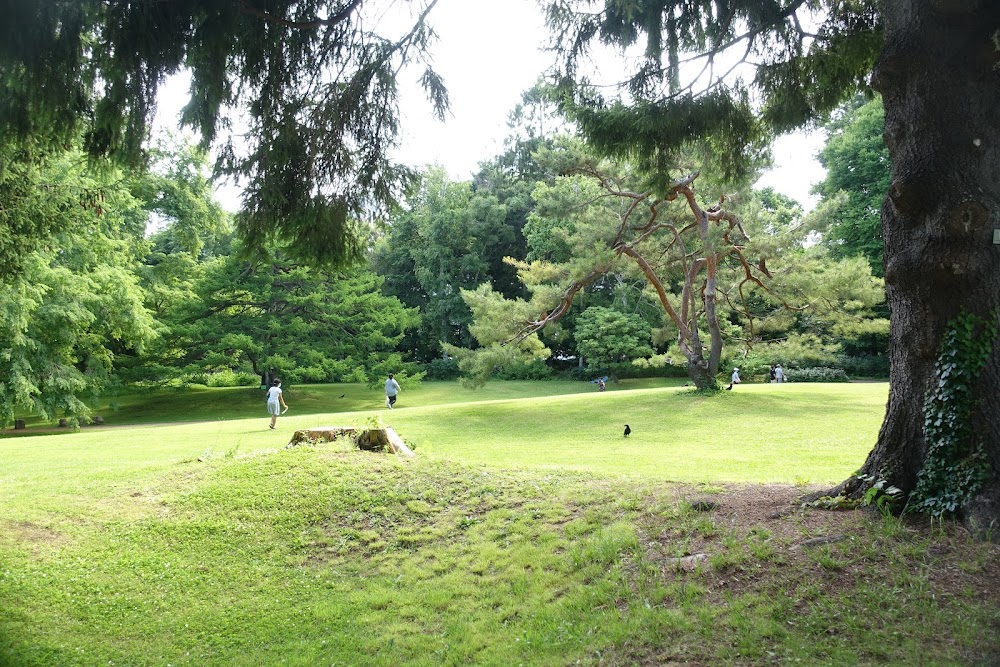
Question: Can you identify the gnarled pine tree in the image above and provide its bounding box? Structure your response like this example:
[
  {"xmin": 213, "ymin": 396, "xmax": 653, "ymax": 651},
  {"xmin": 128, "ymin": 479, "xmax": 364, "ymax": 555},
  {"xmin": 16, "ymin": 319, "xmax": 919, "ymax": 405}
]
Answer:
[{"xmin": 505, "ymin": 163, "xmax": 776, "ymax": 390}]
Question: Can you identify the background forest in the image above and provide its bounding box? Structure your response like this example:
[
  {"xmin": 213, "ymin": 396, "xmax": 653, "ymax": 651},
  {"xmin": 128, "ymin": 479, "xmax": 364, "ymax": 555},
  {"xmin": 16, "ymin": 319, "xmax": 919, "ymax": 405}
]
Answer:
[{"xmin": 0, "ymin": 94, "xmax": 888, "ymax": 425}]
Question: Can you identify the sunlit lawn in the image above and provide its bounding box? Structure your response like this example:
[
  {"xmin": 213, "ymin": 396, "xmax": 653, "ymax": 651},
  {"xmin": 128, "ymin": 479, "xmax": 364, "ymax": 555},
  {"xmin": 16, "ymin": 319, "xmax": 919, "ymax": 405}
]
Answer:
[
  {"xmin": 4, "ymin": 382, "xmax": 885, "ymax": 496},
  {"xmin": 4, "ymin": 381, "xmax": 996, "ymax": 666},
  {"xmin": 9, "ymin": 377, "xmax": 686, "ymax": 429}
]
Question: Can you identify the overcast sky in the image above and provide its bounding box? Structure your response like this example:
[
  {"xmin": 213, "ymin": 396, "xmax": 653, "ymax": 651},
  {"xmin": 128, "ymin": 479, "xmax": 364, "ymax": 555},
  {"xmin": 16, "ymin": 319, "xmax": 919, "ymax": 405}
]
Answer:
[{"xmin": 158, "ymin": 0, "xmax": 827, "ymax": 211}]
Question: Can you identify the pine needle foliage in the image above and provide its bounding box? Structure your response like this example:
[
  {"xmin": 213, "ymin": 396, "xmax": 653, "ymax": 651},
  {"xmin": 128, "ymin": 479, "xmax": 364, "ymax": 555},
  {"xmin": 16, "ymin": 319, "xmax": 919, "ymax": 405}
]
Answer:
[
  {"xmin": 0, "ymin": 0, "xmax": 448, "ymax": 268},
  {"xmin": 544, "ymin": 0, "xmax": 882, "ymax": 185}
]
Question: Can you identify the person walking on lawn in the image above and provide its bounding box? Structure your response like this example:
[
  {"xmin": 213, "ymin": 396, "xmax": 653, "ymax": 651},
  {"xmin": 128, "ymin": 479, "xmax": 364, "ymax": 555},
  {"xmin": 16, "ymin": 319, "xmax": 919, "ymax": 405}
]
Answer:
[
  {"xmin": 266, "ymin": 380, "xmax": 288, "ymax": 429},
  {"xmin": 385, "ymin": 373, "xmax": 401, "ymax": 409}
]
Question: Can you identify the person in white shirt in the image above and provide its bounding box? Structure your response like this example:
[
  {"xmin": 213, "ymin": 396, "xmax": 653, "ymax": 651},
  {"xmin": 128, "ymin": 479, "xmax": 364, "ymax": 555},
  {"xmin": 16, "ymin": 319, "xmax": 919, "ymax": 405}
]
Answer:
[
  {"xmin": 266, "ymin": 380, "xmax": 287, "ymax": 429},
  {"xmin": 774, "ymin": 364, "xmax": 785, "ymax": 383},
  {"xmin": 385, "ymin": 373, "xmax": 401, "ymax": 409}
]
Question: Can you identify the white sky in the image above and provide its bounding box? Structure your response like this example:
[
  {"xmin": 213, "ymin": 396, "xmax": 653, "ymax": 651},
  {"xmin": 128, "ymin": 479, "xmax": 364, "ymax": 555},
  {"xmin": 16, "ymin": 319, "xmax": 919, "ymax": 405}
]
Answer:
[
  {"xmin": 157, "ymin": 0, "xmax": 826, "ymax": 211},
  {"xmin": 395, "ymin": 0, "xmax": 826, "ymax": 208},
  {"xmin": 392, "ymin": 0, "xmax": 551, "ymax": 177}
]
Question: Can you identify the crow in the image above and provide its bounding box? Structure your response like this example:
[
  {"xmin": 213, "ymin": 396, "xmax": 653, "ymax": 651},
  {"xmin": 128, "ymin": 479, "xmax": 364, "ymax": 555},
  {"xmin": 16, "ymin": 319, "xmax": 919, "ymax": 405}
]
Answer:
[
  {"xmin": 624, "ymin": 424, "xmax": 631, "ymax": 438},
  {"xmin": 339, "ymin": 394, "xmax": 346, "ymax": 398},
  {"xmin": 725, "ymin": 383, "xmax": 733, "ymax": 390}
]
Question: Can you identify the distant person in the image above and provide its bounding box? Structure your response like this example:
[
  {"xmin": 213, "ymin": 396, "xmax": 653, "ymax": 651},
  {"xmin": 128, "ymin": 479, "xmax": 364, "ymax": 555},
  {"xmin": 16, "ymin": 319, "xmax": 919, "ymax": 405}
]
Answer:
[
  {"xmin": 774, "ymin": 364, "xmax": 785, "ymax": 383},
  {"xmin": 598, "ymin": 378, "xmax": 606, "ymax": 392},
  {"xmin": 769, "ymin": 365, "xmax": 776, "ymax": 383},
  {"xmin": 385, "ymin": 373, "xmax": 401, "ymax": 409},
  {"xmin": 727, "ymin": 367, "xmax": 741, "ymax": 390},
  {"xmin": 266, "ymin": 380, "xmax": 287, "ymax": 429}
]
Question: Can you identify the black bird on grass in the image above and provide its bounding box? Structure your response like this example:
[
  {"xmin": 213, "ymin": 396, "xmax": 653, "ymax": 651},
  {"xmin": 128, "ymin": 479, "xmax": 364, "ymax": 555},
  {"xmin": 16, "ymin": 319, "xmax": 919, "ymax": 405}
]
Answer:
[
  {"xmin": 339, "ymin": 394, "xmax": 346, "ymax": 398},
  {"xmin": 624, "ymin": 424, "xmax": 631, "ymax": 438}
]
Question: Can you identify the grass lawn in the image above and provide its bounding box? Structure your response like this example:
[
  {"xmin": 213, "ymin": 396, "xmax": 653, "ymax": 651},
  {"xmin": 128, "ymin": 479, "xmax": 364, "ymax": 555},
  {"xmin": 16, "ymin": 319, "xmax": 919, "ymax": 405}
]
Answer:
[
  {"xmin": 2, "ymin": 381, "xmax": 998, "ymax": 665},
  {"xmin": 5, "ymin": 378, "xmax": 684, "ymax": 431}
]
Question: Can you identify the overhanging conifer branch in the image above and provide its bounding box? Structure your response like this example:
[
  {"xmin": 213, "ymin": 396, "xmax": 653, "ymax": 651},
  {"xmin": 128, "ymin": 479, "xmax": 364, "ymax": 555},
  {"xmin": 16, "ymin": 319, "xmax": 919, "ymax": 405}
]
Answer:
[{"xmin": 238, "ymin": 0, "xmax": 364, "ymax": 30}]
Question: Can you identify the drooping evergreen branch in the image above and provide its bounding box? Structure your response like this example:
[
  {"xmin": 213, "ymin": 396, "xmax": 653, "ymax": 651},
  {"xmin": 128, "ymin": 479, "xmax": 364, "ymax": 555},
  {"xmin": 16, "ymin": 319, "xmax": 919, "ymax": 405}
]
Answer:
[{"xmin": 237, "ymin": 0, "xmax": 364, "ymax": 30}]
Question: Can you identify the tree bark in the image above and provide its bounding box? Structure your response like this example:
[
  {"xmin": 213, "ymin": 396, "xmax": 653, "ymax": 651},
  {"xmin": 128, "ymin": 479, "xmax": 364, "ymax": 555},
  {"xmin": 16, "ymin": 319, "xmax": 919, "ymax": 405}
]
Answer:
[
  {"xmin": 843, "ymin": 0, "xmax": 1000, "ymax": 533},
  {"xmin": 686, "ymin": 357, "xmax": 715, "ymax": 390}
]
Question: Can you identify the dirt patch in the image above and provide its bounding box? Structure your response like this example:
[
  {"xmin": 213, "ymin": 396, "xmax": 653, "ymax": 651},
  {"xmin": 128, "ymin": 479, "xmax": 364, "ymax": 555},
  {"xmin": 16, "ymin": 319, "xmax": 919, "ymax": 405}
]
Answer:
[
  {"xmin": 5, "ymin": 520, "xmax": 66, "ymax": 547},
  {"xmin": 691, "ymin": 483, "xmax": 866, "ymax": 540}
]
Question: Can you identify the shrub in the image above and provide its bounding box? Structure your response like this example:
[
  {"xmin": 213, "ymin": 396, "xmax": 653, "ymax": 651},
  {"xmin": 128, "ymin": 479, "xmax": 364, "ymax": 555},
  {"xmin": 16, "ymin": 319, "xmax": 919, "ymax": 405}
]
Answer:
[
  {"xmin": 836, "ymin": 354, "xmax": 889, "ymax": 378},
  {"xmin": 785, "ymin": 367, "xmax": 849, "ymax": 383},
  {"xmin": 206, "ymin": 370, "xmax": 259, "ymax": 387},
  {"xmin": 564, "ymin": 360, "xmax": 685, "ymax": 381},
  {"xmin": 425, "ymin": 357, "xmax": 462, "ymax": 380},
  {"xmin": 493, "ymin": 360, "xmax": 553, "ymax": 380},
  {"xmin": 610, "ymin": 361, "xmax": 687, "ymax": 379}
]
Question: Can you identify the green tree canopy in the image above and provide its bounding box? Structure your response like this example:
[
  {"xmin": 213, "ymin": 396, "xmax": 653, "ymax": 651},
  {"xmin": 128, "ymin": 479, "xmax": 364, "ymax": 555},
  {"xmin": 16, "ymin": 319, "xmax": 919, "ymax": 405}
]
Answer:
[
  {"xmin": 1, "ymin": 0, "xmax": 447, "ymax": 269},
  {"xmin": 574, "ymin": 306, "xmax": 656, "ymax": 369},
  {"xmin": 133, "ymin": 134, "xmax": 231, "ymax": 258},
  {"xmin": 545, "ymin": 0, "xmax": 880, "ymax": 187},
  {"xmin": 813, "ymin": 96, "xmax": 889, "ymax": 276},
  {"xmin": 373, "ymin": 167, "xmax": 518, "ymax": 362},
  {"xmin": 451, "ymin": 139, "xmax": 884, "ymax": 389},
  {"xmin": 0, "ymin": 147, "xmax": 156, "ymax": 425},
  {"xmin": 133, "ymin": 231, "xmax": 420, "ymax": 387}
]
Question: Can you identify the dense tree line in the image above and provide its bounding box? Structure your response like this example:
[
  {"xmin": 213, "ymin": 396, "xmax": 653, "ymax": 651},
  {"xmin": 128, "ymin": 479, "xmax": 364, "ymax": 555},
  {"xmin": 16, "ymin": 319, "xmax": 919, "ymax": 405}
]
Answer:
[
  {"xmin": 0, "ymin": 138, "xmax": 418, "ymax": 424},
  {"xmin": 0, "ymin": 121, "xmax": 887, "ymax": 423},
  {"xmin": 438, "ymin": 138, "xmax": 884, "ymax": 388}
]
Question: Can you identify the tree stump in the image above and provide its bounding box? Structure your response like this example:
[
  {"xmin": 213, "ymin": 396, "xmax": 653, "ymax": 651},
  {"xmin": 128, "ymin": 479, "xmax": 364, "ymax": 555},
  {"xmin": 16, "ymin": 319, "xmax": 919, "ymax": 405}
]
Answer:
[
  {"xmin": 356, "ymin": 428, "xmax": 415, "ymax": 457},
  {"xmin": 58, "ymin": 418, "xmax": 68, "ymax": 427},
  {"xmin": 286, "ymin": 427, "xmax": 356, "ymax": 448},
  {"xmin": 356, "ymin": 428, "xmax": 390, "ymax": 452},
  {"xmin": 13, "ymin": 419, "xmax": 25, "ymax": 430},
  {"xmin": 286, "ymin": 426, "xmax": 414, "ymax": 457},
  {"xmin": 384, "ymin": 428, "xmax": 415, "ymax": 458},
  {"xmin": 92, "ymin": 415, "xmax": 104, "ymax": 425}
]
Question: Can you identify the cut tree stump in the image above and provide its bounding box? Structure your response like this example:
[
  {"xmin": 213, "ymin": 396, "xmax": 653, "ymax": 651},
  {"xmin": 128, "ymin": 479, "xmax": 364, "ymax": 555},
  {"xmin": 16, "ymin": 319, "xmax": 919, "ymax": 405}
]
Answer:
[
  {"xmin": 286, "ymin": 426, "xmax": 414, "ymax": 457},
  {"xmin": 384, "ymin": 428, "xmax": 414, "ymax": 457},
  {"xmin": 356, "ymin": 428, "xmax": 414, "ymax": 457},
  {"xmin": 286, "ymin": 427, "xmax": 356, "ymax": 448}
]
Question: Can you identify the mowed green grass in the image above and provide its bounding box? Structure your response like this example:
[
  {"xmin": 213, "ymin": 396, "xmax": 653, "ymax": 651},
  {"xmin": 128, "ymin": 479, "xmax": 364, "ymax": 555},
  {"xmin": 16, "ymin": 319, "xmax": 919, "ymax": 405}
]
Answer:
[
  {"xmin": 3, "ymin": 382, "xmax": 883, "ymax": 496},
  {"xmin": 9, "ymin": 378, "xmax": 685, "ymax": 429},
  {"xmin": 382, "ymin": 382, "xmax": 883, "ymax": 484},
  {"xmin": 3, "ymin": 382, "xmax": 998, "ymax": 666}
]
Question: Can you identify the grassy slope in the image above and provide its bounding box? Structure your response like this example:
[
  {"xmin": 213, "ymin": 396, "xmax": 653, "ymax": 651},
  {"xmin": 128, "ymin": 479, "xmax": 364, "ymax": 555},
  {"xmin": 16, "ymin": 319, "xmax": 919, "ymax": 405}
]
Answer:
[
  {"xmin": 7, "ymin": 378, "xmax": 685, "ymax": 429},
  {"xmin": 2, "ymin": 382, "xmax": 998, "ymax": 666},
  {"xmin": 383, "ymin": 383, "xmax": 882, "ymax": 484},
  {"xmin": 3, "ymin": 382, "xmax": 881, "ymax": 492}
]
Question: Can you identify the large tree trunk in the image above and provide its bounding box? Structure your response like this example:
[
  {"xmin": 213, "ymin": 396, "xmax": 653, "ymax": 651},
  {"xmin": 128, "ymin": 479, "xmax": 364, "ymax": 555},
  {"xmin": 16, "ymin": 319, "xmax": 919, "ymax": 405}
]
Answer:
[
  {"xmin": 842, "ymin": 0, "xmax": 1000, "ymax": 533},
  {"xmin": 686, "ymin": 355, "xmax": 716, "ymax": 390}
]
